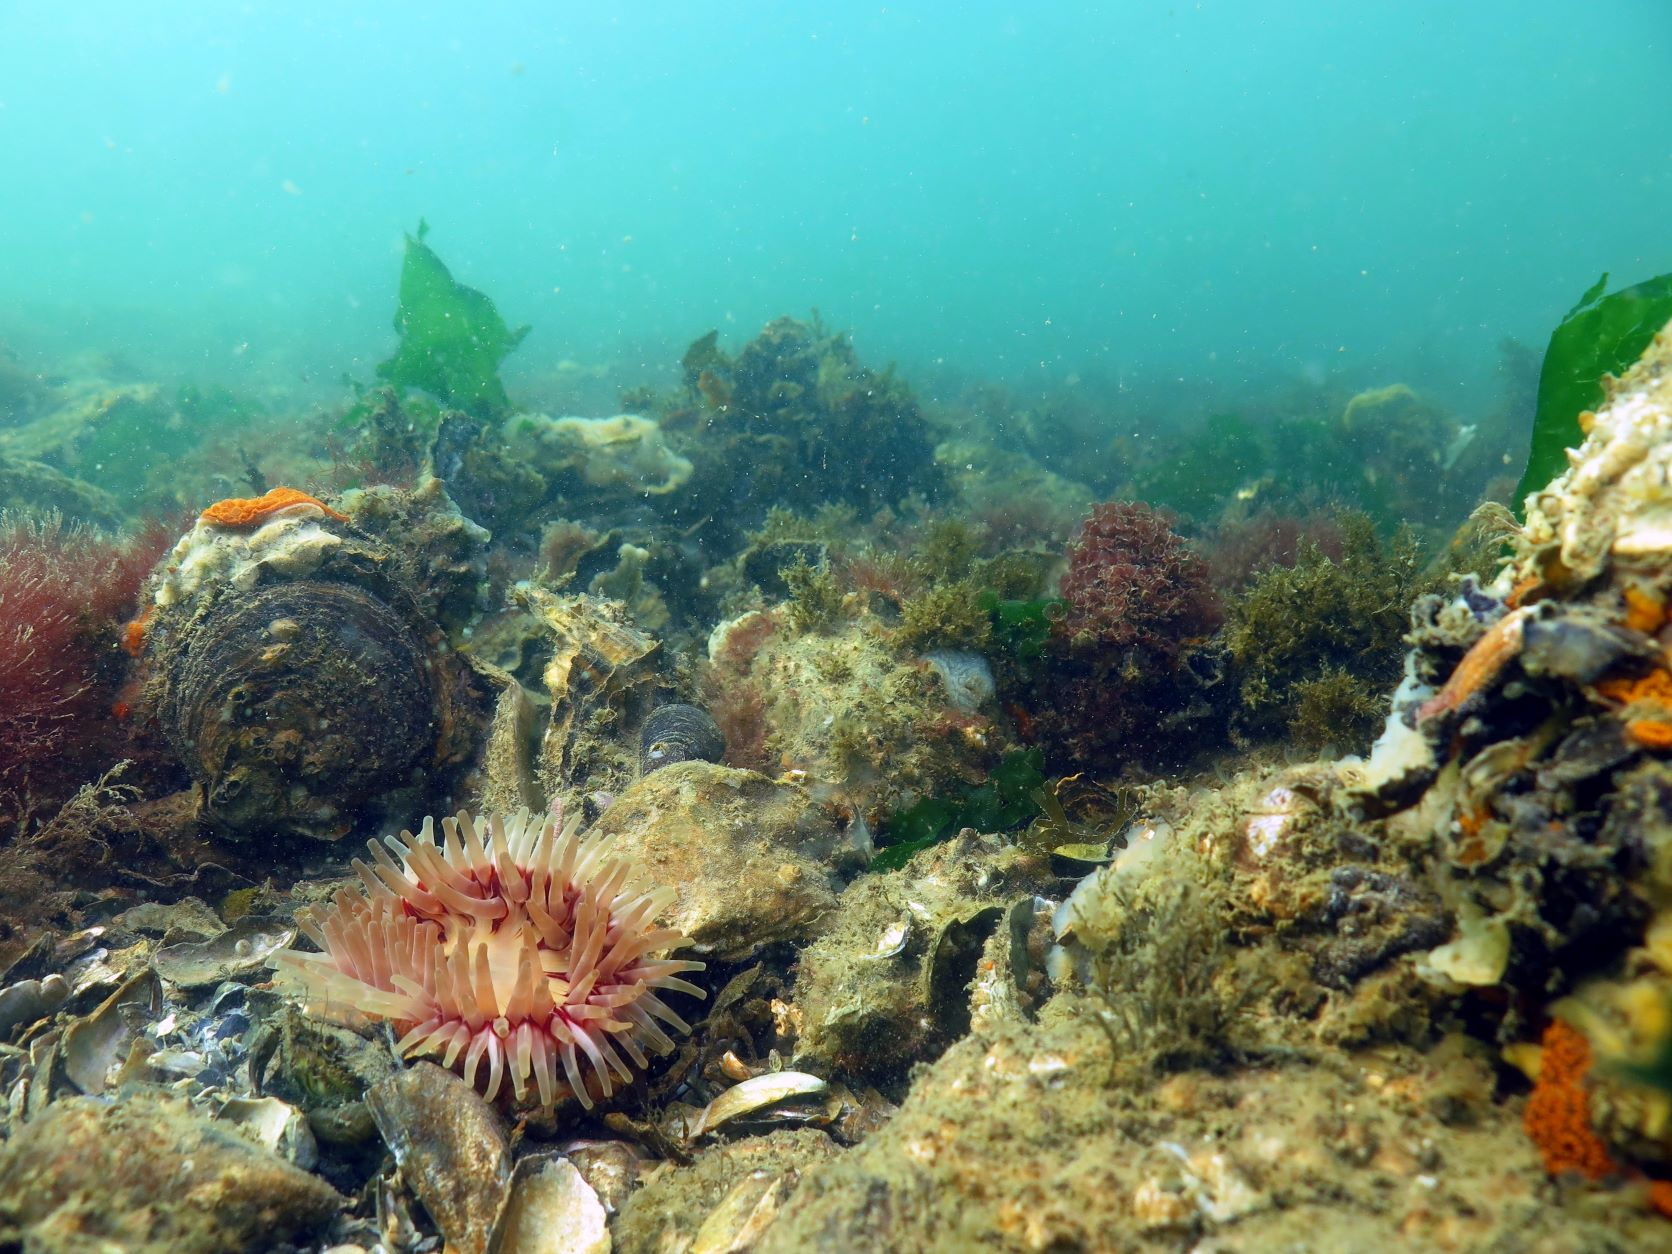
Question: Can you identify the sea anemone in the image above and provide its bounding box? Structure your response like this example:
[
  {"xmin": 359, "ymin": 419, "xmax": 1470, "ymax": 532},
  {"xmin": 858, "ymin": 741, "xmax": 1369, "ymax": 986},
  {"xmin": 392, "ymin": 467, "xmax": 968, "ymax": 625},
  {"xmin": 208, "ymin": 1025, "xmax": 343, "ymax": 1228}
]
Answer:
[{"xmin": 273, "ymin": 807, "xmax": 705, "ymax": 1108}]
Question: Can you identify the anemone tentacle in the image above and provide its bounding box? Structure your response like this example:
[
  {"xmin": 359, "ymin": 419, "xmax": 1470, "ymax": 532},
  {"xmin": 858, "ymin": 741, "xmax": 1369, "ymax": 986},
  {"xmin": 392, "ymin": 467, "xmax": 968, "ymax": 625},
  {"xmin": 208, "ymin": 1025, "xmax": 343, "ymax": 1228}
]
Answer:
[{"xmin": 273, "ymin": 806, "xmax": 705, "ymax": 1109}]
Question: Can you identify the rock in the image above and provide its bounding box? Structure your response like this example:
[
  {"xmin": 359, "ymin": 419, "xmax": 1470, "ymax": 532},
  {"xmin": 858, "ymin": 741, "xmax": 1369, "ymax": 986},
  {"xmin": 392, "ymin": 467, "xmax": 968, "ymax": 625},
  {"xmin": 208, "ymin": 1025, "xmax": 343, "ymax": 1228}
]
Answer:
[
  {"xmin": 367, "ymin": 1062, "xmax": 510, "ymax": 1254},
  {"xmin": 0, "ymin": 1089, "xmax": 341, "ymax": 1253},
  {"xmin": 612, "ymin": 1129, "xmax": 840, "ymax": 1254},
  {"xmin": 790, "ymin": 830, "xmax": 1024, "ymax": 1082},
  {"xmin": 588, "ymin": 761, "xmax": 842, "ymax": 960},
  {"xmin": 751, "ymin": 1012, "xmax": 1592, "ymax": 1253}
]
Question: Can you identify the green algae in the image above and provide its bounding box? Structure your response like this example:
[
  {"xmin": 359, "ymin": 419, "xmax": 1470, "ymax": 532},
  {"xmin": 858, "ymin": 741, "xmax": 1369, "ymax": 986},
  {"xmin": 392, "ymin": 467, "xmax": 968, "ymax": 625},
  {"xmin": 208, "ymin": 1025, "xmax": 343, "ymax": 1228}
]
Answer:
[
  {"xmin": 872, "ymin": 748, "xmax": 1044, "ymax": 872},
  {"xmin": 376, "ymin": 220, "xmax": 529, "ymax": 419},
  {"xmin": 982, "ymin": 592, "xmax": 1061, "ymax": 663},
  {"xmin": 895, "ymin": 580, "xmax": 994, "ymax": 653},
  {"xmin": 1136, "ymin": 410, "xmax": 1265, "ymax": 521},
  {"xmin": 1515, "ymin": 270, "xmax": 1672, "ymax": 512},
  {"xmin": 781, "ymin": 553, "xmax": 846, "ymax": 632},
  {"xmin": 1224, "ymin": 513, "xmax": 1425, "ymax": 750}
]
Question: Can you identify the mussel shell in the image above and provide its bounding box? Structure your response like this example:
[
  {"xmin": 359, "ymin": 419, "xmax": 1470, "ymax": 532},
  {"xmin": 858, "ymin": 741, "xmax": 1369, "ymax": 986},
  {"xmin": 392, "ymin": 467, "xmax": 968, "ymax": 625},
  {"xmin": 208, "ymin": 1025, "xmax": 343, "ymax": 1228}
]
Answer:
[
  {"xmin": 639, "ymin": 703, "xmax": 726, "ymax": 775},
  {"xmin": 161, "ymin": 580, "xmax": 435, "ymax": 838}
]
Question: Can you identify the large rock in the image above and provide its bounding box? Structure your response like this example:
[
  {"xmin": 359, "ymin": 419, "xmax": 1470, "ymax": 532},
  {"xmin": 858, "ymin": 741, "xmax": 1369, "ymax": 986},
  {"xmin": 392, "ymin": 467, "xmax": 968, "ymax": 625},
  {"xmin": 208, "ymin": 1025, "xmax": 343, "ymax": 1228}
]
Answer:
[
  {"xmin": 0, "ymin": 1090, "xmax": 341, "ymax": 1254},
  {"xmin": 590, "ymin": 760, "xmax": 842, "ymax": 960},
  {"xmin": 751, "ymin": 1011, "xmax": 1629, "ymax": 1253}
]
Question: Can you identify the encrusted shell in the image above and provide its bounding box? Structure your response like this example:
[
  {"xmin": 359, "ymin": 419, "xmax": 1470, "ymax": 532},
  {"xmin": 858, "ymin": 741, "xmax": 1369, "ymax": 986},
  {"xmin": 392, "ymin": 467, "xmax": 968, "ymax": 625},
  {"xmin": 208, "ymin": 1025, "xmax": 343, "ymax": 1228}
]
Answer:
[
  {"xmin": 639, "ymin": 703, "xmax": 726, "ymax": 775},
  {"xmin": 159, "ymin": 580, "xmax": 435, "ymax": 839},
  {"xmin": 1515, "ymin": 318, "xmax": 1672, "ymax": 588},
  {"xmin": 367, "ymin": 1063, "xmax": 510, "ymax": 1254}
]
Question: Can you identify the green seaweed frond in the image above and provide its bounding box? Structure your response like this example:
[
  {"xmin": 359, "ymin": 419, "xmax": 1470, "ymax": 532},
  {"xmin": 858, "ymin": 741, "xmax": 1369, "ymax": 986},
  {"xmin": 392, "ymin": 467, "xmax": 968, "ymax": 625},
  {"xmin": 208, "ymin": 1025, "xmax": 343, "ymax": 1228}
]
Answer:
[
  {"xmin": 1516, "ymin": 270, "xmax": 1672, "ymax": 513},
  {"xmin": 782, "ymin": 554, "xmax": 846, "ymax": 632},
  {"xmin": 871, "ymin": 748, "xmax": 1045, "ymax": 871},
  {"xmin": 376, "ymin": 220, "xmax": 530, "ymax": 419},
  {"xmin": 895, "ymin": 579, "xmax": 994, "ymax": 653}
]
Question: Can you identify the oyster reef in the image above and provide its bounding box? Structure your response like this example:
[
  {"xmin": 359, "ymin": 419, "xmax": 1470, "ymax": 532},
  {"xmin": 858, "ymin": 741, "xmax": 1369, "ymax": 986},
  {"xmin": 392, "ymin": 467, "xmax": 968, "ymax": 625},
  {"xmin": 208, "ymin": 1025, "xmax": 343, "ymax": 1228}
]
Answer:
[{"xmin": 3, "ymin": 8, "xmax": 1672, "ymax": 1251}]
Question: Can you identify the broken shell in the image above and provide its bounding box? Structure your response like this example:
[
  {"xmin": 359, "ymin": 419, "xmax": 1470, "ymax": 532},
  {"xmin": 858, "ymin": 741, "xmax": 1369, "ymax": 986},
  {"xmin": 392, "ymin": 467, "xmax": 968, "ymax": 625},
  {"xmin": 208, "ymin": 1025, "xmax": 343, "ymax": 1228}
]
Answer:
[
  {"xmin": 869, "ymin": 918, "xmax": 913, "ymax": 960},
  {"xmin": 688, "ymin": 1071, "xmax": 829, "ymax": 1139},
  {"xmin": 216, "ymin": 1095, "xmax": 319, "ymax": 1170},
  {"xmin": 1049, "ymin": 841, "xmax": 1116, "ymax": 876},
  {"xmin": 251, "ymin": 1008, "xmax": 394, "ymax": 1146},
  {"xmin": 23, "ymin": 1028, "xmax": 62, "ymax": 1120},
  {"xmin": 640, "ymin": 702, "xmax": 726, "ymax": 775},
  {"xmin": 488, "ymin": 1154, "xmax": 610, "ymax": 1254},
  {"xmin": 923, "ymin": 905, "xmax": 1004, "ymax": 1037},
  {"xmin": 0, "ymin": 973, "xmax": 68, "ymax": 1040},
  {"xmin": 1519, "ymin": 607, "xmax": 1657, "ymax": 684},
  {"xmin": 557, "ymin": 1139, "xmax": 651, "ymax": 1215},
  {"xmin": 523, "ymin": 586, "xmax": 661, "ymax": 786},
  {"xmin": 152, "ymin": 916, "xmax": 297, "ymax": 988},
  {"xmin": 60, "ymin": 968, "xmax": 160, "ymax": 1095},
  {"xmin": 62, "ymin": 934, "xmax": 128, "ymax": 1001},
  {"xmin": 690, "ymin": 1169, "xmax": 796, "ymax": 1254},
  {"xmin": 118, "ymin": 895, "xmax": 225, "ymax": 941},
  {"xmin": 719, "ymin": 1050, "xmax": 757, "ymax": 1081},
  {"xmin": 367, "ymin": 1062, "xmax": 510, "ymax": 1254}
]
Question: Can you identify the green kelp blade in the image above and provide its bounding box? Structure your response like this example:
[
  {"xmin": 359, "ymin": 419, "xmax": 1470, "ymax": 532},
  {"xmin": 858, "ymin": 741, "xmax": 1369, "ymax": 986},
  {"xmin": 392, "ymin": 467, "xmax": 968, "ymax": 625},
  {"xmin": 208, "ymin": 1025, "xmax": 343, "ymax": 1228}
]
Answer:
[
  {"xmin": 1514, "ymin": 271, "xmax": 1672, "ymax": 514},
  {"xmin": 375, "ymin": 220, "xmax": 531, "ymax": 418}
]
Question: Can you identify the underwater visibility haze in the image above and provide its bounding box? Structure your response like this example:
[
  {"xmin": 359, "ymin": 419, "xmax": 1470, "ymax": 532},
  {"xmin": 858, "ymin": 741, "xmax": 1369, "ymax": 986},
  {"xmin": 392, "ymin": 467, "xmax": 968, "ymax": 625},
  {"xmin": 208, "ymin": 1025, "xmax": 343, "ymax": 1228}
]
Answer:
[{"xmin": 6, "ymin": 4, "xmax": 1672, "ymax": 1252}]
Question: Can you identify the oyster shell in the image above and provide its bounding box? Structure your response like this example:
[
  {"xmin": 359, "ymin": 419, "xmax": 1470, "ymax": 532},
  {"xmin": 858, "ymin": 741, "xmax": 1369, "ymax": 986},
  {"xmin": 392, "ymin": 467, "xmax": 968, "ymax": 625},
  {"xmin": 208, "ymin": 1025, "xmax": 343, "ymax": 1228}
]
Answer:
[
  {"xmin": 521, "ymin": 586, "xmax": 660, "ymax": 791},
  {"xmin": 367, "ymin": 1062, "xmax": 510, "ymax": 1254},
  {"xmin": 489, "ymin": 1154, "xmax": 610, "ymax": 1254},
  {"xmin": 159, "ymin": 580, "xmax": 436, "ymax": 839},
  {"xmin": 152, "ymin": 916, "xmax": 296, "ymax": 989}
]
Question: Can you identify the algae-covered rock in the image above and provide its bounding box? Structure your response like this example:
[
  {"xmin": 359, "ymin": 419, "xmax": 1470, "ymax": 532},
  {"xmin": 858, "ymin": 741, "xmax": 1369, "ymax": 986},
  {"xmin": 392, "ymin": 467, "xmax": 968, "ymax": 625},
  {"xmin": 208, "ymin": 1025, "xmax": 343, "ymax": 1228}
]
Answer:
[
  {"xmin": 613, "ymin": 1128, "xmax": 840, "ymax": 1254},
  {"xmin": 791, "ymin": 829, "xmax": 1042, "ymax": 1084},
  {"xmin": 0, "ymin": 452, "xmax": 121, "ymax": 526},
  {"xmin": 0, "ymin": 1089, "xmax": 341, "ymax": 1253},
  {"xmin": 705, "ymin": 603, "xmax": 999, "ymax": 823},
  {"xmin": 671, "ymin": 315, "xmax": 945, "ymax": 529},
  {"xmin": 1224, "ymin": 512, "xmax": 1426, "ymax": 751},
  {"xmin": 752, "ymin": 1011, "xmax": 1641, "ymax": 1253},
  {"xmin": 588, "ymin": 760, "xmax": 842, "ymax": 960}
]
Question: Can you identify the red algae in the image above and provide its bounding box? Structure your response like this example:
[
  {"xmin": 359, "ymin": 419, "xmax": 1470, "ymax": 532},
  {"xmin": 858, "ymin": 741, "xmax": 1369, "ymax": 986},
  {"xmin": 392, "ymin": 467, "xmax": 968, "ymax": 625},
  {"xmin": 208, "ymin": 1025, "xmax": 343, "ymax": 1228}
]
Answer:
[
  {"xmin": 0, "ymin": 515, "xmax": 171, "ymax": 832},
  {"xmin": 1055, "ymin": 500, "xmax": 1222, "ymax": 655}
]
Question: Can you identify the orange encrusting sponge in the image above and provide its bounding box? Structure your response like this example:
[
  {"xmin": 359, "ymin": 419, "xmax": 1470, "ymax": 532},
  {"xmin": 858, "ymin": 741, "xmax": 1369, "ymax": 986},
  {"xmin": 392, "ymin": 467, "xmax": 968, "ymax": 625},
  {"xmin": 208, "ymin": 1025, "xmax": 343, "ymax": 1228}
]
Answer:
[
  {"xmin": 1523, "ymin": 1019, "xmax": 1617, "ymax": 1181},
  {"xmin": 199, "ymin": 486, "xmax": 347, "ymax": 528}
]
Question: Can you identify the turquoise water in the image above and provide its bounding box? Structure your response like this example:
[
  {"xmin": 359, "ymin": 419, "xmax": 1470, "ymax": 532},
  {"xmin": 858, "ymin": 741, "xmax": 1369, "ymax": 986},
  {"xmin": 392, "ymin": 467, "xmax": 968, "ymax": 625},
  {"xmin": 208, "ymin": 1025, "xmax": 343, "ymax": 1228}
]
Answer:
[{"xmin": 2, "ymin": 2, "xmax": 1669, "ymax": 411}]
